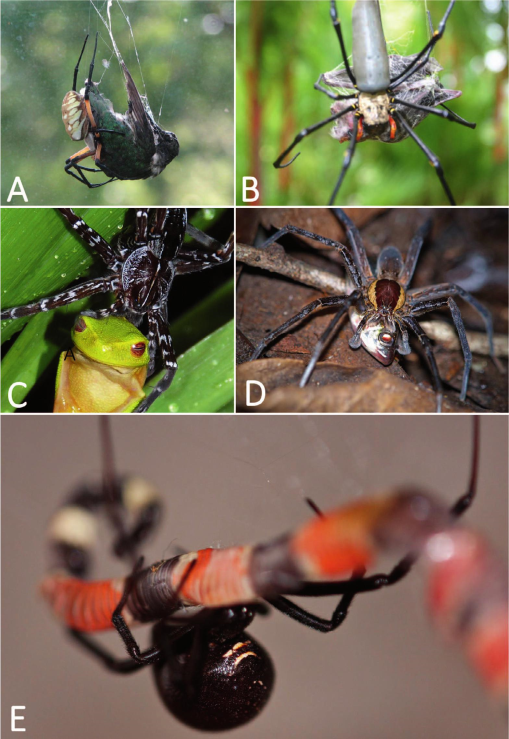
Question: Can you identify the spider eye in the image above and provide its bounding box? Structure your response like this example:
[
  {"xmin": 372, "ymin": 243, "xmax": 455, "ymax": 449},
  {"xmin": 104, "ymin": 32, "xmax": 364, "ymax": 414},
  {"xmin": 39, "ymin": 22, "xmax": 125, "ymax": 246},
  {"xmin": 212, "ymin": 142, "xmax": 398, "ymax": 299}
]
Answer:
[
  {"xmin": 379, "ymin": 332, "xmax": 394, "ymax": 346},
  {"xmin": 131, "ymin": 342, "xmax": 146, "ymax": 358},
  {"xmin": 74, "ymin": 317, "xmax": 87, "ymax": 333}
]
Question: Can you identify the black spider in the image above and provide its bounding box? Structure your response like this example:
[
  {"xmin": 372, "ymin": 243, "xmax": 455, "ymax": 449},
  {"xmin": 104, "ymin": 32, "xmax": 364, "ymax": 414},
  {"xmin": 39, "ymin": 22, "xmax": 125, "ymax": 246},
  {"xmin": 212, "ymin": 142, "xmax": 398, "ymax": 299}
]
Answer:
[{"xmin": 1, "ymin": 209, "xmax": 233, "ymax": 412}]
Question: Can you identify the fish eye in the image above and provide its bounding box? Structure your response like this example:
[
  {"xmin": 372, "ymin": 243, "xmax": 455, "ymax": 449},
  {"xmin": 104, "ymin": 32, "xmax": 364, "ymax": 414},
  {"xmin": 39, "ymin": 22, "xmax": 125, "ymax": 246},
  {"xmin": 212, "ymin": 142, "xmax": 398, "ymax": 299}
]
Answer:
[
  {"xmin": 131, "ymin": 342, "xmax": 146, "ymax": 358},
  {"xmin": 379, "ymin": 332, "xmax": 394, "ymax": 346}
]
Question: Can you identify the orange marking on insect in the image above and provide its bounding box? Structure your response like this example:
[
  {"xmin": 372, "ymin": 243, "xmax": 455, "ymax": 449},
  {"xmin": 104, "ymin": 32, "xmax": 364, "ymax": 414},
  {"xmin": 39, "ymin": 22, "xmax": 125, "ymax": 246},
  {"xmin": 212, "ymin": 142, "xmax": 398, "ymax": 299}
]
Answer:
[
  {"xmin": 69, "ymin": 146, "xmax": 93, "ymax": 162},
  {"xmin": 356, "ymin": 117, "xmax": 364, "ymax": 141},
  {"xmin": 84, "ymin": 98, "xmax": 97, "ymax": 130},
  {"xmin": 389, "ymin": 115, "xmax": 397, "ymax": 140},
  {"xmin": 171, "ymin": 546, "xmax": 256, "ymax": 608},
  {"xmin": 234, "ymin": 651, "xmax": 258, "ymax": 668},
  {"xmin": 290, "ymin": 497, "xmax": 396, "ymax": 580}
]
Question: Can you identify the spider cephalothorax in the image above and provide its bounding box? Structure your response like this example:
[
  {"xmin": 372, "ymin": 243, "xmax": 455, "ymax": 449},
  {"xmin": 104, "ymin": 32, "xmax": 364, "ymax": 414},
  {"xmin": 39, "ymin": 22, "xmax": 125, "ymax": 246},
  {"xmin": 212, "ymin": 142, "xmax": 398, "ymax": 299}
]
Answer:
[
  {"xmin": 274, "ymin": 0, "xmax": 476, "ymax": 205},
  {"xmin": 1, "ymin": 209, "xmax": 233, "ymax": 412},
  {"xmin": 247, "ymin": 210, "xmax": 499, "ymax": 412},
  {"xmin": 63, "ymin": 33, "xmax": 179, "ymax": 188}
]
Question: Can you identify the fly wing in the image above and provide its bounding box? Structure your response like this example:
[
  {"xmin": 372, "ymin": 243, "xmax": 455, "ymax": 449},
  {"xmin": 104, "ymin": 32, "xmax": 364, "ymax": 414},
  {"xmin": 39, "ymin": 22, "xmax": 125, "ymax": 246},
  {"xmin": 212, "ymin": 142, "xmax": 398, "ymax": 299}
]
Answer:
[
  {"xmin": 391, "ymin": 55, "xmax": 462, "ymax": 107},
  {"xmin": 120, "ymin": 59, "xmax": 154, "ymax": 139}
]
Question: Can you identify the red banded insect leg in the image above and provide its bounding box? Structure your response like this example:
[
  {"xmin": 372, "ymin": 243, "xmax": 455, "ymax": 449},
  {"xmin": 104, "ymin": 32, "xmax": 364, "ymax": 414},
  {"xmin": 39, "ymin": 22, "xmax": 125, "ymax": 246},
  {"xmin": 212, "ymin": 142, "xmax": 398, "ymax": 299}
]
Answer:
[
  {"xmin": 425, "ymin": 530, "xmax": 508, "ymax": 698},
  {"xmin": 170, "ymin": 547, "xmax": 257, "ymax": 608},
  {"xmin": 40, "ymin": 575, "xmax": 130, "ymax": 632}
]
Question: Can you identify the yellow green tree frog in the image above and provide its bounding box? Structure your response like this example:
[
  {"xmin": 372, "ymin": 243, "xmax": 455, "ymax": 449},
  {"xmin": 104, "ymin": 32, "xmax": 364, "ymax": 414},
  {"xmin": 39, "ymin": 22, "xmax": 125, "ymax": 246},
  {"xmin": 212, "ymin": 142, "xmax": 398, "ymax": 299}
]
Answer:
[{"xmin": 54, "ymin": 315, "xmax": 149, "ymax": 413}]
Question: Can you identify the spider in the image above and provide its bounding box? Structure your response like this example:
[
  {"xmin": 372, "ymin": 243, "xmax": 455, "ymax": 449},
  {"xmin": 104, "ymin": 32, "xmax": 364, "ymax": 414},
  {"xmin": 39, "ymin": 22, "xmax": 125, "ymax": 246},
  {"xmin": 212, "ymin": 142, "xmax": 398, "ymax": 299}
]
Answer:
[
  {"xmin": 248, "ymin": 209, "xmax": 499, "ymax": 412},
  {"xmin": 62, "ymin": 32, "xmax": 179, "ymax": 188},
  {"xmin": 274, "ymin": 0, "xmax": 475, "ymax": 205},
  {"xmin": 1, "ymin": 209, "xmax": 233, "ymax": 412},
  {"xmin": 42, "ymin": 417, "xmax": 490, "ymax": 730}
]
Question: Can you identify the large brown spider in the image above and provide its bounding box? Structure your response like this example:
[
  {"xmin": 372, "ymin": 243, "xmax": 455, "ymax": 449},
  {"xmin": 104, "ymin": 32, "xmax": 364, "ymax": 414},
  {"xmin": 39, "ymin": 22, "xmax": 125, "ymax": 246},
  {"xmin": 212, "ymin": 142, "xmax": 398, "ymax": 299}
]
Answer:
[{"xmin": 246, "ymin": 209, "xmax": 500, "ymax": 412}]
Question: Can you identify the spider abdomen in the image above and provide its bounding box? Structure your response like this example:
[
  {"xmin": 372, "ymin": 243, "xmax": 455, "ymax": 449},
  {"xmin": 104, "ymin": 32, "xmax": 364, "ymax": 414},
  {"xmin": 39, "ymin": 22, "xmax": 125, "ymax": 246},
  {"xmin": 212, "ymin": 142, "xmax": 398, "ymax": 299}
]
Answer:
[
  {"xmin": 368, "ymin": 279, "xmax": 405, "ymax": 311},
  {"xmin": 153, "ymin": 627, "xmax": 275, "ymax": 731}
]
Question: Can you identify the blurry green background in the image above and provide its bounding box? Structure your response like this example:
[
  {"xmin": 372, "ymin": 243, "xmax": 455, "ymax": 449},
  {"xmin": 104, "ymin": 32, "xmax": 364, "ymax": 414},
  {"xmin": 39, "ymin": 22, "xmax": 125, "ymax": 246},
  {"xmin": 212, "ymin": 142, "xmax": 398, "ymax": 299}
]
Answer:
[
  {"xmin": 1, "ymin": 1, "xmax": 234, "ymax": 205},
  {"xmin": 236, "ymin": 0, "xmax": 508, "ymax": 205}
]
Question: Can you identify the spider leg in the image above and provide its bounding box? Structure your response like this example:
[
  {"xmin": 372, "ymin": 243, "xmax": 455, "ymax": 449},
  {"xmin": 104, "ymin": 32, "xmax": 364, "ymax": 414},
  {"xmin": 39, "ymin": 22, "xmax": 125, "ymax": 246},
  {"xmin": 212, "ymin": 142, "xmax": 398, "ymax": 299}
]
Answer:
[
  {"xmin": 68, "ymin": 629, "xmax": 151, "ymax": 674},
  {"xmin": 299, "ymin": 295, "xmax": 359, "ymax": 387},
  {"xmin": 401, "ymin": 314, "xmax": 443, "ymax": 412},
  {"xmin": 274, "ymin": 104, "xmax": 357, "ymax": 169},
  {"xmin": 398, "ymin": 219, "xmax": 432, "ymax": 289},
  {"xmin": 72, "ymin": 34, "xmax": 89, "ymax": 92},
  {"xmin": 145, "ymin": 318, "xmax": 158, "ymax": 378},
  {"xmin": 439, "ymin": 103, "xmax": 476, "ymax": 128},
  {"xmin": 407, "ymin": 282, "xmax": 500, "ymax": 371},
  {"xmin": 329, "ymin": 115, "xmax": 359, "ymax": 205},
  {"xmin": 266, "ymin": 569, "xmax": 365, "ymax": 633},
  {"xmin": 254, "ymin": 225, "xmax": 363, "ymax": 289},
  {"xmin": 392, "ymin": 110, "xmax": 455, "ymax": 205},
  {"xmin": 332, "ymin": 208, "xmax": 374, "ymax": 283},
  {"xmin": 185, "ymin": 222, "xmax": 234, "ymax": 254},
  {"xmin": 135, "ymin": 310, "xmax": 178, "ymax": 413},
  {"xmin": 1, "ymin": 277, "xmax": 115, "ymax": 320},
  {"xmin": 65, "ymin": 157, "xmax": 116, "ymax": 188},
  {"xmin": 393, "ymin": 98, "xmax": 476, "ymax": 130},
  {"xmin": 58, "ymin": 208, "xmax": 121, "ymax": 269},
  {"xmin": 389, "ymin": 0, "xmax": 455, "ymax": 87},
  {"xmin": 250, "ymin": 295, "xmax": 356, "ymax": 361},
  {"xmin": 175, "ymin": 232, "xmax": 233, "ymax": 274},
  {"xmin": 329, "ymin": 0, "xmax": 356, "ymax": 86},
  {"xmin": 313, "ymin": 74, "xmax": 357, "ymax": 102},
  {"xmin": 409, "ymin": 297, "xmax": 472, "ymax": 401}
]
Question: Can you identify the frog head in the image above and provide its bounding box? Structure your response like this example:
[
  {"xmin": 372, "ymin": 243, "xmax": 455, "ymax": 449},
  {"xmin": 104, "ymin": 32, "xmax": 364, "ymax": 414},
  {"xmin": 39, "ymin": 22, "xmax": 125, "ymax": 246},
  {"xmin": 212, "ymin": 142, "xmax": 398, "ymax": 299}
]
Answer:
[{"xmin": 72, "ymin": 315, "xmax": 149, "ymax": 368}]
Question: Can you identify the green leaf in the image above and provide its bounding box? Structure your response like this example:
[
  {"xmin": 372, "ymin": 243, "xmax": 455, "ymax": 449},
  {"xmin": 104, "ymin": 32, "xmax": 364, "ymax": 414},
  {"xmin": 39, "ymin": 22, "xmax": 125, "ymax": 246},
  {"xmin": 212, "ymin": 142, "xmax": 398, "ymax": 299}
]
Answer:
[{"xmin": 146, "ymin": 321, "xmax": 234, "ymax": 413}]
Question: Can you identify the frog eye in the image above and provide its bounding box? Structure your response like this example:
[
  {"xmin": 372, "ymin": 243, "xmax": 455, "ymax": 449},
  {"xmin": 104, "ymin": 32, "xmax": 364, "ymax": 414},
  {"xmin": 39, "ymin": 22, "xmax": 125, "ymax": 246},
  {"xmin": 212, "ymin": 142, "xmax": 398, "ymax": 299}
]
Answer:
[
  {"xmin": 74, "ymin": 317, "xmax": 87, "ymax": 333},
  {"xmin": 131, "ymin": 342, "xmax": 146, "ymax": 358}
]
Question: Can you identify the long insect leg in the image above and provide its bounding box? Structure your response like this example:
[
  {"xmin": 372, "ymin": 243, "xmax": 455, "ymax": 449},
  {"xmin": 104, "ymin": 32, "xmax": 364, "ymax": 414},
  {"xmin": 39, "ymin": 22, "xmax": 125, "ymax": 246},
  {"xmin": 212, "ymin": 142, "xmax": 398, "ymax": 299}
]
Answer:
[
  {"xmin": 329, "ymin": 0, "xmax": 356, "ymax": 85},
  {"xmin": 250, "ymin": 295, "xmax": 357, "ymax": 361},
  {"xmin": 299, "ymin": 299, "xmax": 355, "ymax": 387},
  {"xmin": 58, "ymin": 208, "xmax": 120, "ymax": 269},
  {"xmin": 389, "ymin": 0, "xmax": 456, "ymax": 87},
  {"xmin": 1, "ymin": 277, "xmax": 115, "ymax": 320},
  {"xmin": 274, "ymin": 105, "xmax": 356, "ymax": 169},
  {"xmin": 329, "ymin": 116, "xmax": 359, "ymax": 205},
  {"xmin": 72, "ymin": 35, "xmax": 89, "ymax": 91},
  {"xmin": 393, "ymin": 98, "xmax": 476, "ymax": 129},
  {"xmin": 402, "ymin": 315, "xmax": 443, "ymax": 412},
  {"xmin": 332, "ymin": 208, "xmax": 374, "ymax": 283},
  {"xmin": 135, "ymin": 310, "xmax": 177, "ymax": 413},
  {"xmin": 266, "ymin": 570, "xmax": 365, "ymax": 633},
  {"xmin": 393, "ymin": 110, "xmax": 455, "ymax": 205}
]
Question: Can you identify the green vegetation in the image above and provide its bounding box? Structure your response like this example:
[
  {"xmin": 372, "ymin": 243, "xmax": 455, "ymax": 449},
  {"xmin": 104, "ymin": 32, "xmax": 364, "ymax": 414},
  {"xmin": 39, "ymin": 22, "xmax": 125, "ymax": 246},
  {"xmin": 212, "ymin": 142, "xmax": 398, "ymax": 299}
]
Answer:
[
  {"xmin": 1, "ymin": 1, "xmax": 234, "ymax": 205},
  {"xmin": 236, "ymin": 0, "xmax": 508, "ymax": 205}
]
